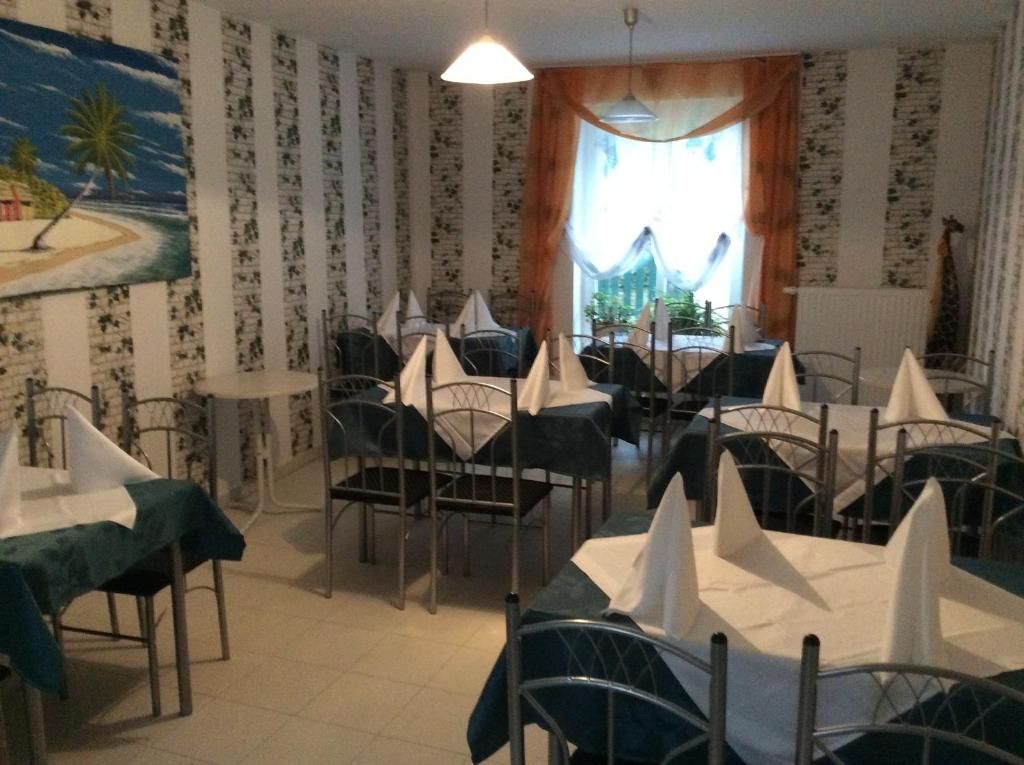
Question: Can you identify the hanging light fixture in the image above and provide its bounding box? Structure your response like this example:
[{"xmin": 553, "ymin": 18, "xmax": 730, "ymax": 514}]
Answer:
[
  {"xmin": 441, "ymin": 0, "xmax": 533, "ymax": 85},
  {"xmin": 601, "ymin": 7, "xmax": 656, "ymax": 124}
]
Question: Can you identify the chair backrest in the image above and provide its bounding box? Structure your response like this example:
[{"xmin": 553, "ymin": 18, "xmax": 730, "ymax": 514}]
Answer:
[
  {"xmin": 120, "ymin": 390, "xmax": 216, "ymax": 498},
  {"xmin": 793, "ymin": 347, "xmax": 862, "ymax": 405},
  {"xmin": 861, "ymin": 410, "xmax": 1000, "ymax": 544},
  {"xmin": 319, "ymin": 371, "xmax": 411, "ymax": 507},
  {"xmin": 321, "ymin": 309, "xmax": 388, "ymax": 378},
  {"xmin": 25, "ymin": 379, "xmax": 102, "ymax": 469},
  {"xmin": 505, "ymin": 593, "xmax": 729, "ymax": 765},
  {"xmin": 395, "ymin": 310, "xmax": 444, "ymax": 363},
  {"xmin": 705, "ymin": 302, "xmax": 765, "ymax": 337},
  {"xmin": 705, "ymin": 399, "xmax": 837, "ymax": 534},
  {"xmin": 459, "ymin": 326, "xmax": 524, "ymax": 377},
  {"xmin": 917, "ymin": 349, "xmax": 995, "ymax": 414},
  {"xmin": 668, "ymin": 334, "xmax": 735, "ymax": 400},
  {"xmin": 555, "ymin": 334, "xmax": 615, "ymax": 384},
  {"xmin": 796, "ymin": 634, "xmax": 1024, "ymax": 765}
]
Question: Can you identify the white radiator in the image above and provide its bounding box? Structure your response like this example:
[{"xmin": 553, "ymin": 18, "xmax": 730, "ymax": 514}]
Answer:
[{"xmin": 793, "ymin": 287, "xmax": 930, "ymax": 392}]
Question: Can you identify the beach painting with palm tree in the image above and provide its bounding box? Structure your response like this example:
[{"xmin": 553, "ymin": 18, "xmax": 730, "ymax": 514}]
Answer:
[{"xmin": 0, "ymin": 18, "xmax": 189, "ymax": 297}]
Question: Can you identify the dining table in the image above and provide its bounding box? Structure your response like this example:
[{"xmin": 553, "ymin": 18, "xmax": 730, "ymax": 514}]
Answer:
[
  {"xmin": 466, "ymin": 511, "xmax": 1024, "ymax": 764},
  {"xmin": 0, "ymin": 477, "xmax": 244, "ymax": 761}
]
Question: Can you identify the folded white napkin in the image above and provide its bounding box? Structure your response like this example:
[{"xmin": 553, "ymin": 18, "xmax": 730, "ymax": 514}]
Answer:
[
  {"xmin": 558, "ymin": 334, "xmax": 590, "ymax": 391},
  {"xmin": 881, "ymin": 347, "xmax": 948, "ymax": 424},
  {"xmin": 712, "ymin": 451, "xmax": 766, "ymax": 557},
  {"xmin": 385, "ymin": 335, "xmax": 429, "ymax": 406},
  {"xmin": 728, "ymin": 306, "xmax": 747, "ymax": 355},
  {"xmin": 654, "ymin": 298, "xmax": 670, "ymax": 345},
  {"xmin": 453, "ymin": 290, "xmax": 502, "ymax": 337},
  {"xmin": 376, "ymin": 291, "xmax": 401, "ymax": 338},
  {"xmin": 762, "ymin": 341, "xmax": 801, "ymax": 410},
  {"xmin": 628, "ymin": 302, "xmax": 651, "ymax": 347},
  {"xmin": 405, "ymin": 291, "xmax": 426, "ymax": 324},
  {"xmin": 518, "ymin": 340, "xmax": 550, "ymax": 416},
  {"xmin": 880, "ymin": 478, "xmax": 950, "ymax": 665},
  {"xmin": 605, "ymin": 474, "xmax": 700, "ymax": 639},
  {"xmin": 66, "ymin": 406, "xmax": 157, "ymax": 493},
  {"xmin": 0, "ymin": 429, "xmax": 21, "ymax": 536},
  {"xmin": 432, "ymin": 329, "xmax": 468, "ymax": 385}
]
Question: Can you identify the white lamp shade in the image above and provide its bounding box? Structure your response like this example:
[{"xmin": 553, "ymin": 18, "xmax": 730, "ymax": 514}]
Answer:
[
  {"xmin": 441, "ymin": 33, "xmax": 533, "ymax": 85},
  {"xmin": 600, "ymin": 92, "xmax": 657, "ymax": 124}
]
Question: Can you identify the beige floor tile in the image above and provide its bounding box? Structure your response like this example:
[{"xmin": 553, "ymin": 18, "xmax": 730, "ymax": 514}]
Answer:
[
  {"xmin": 240, "ymin": 717, "xmax": 373, "ymax": 764},
  {"xmin": 220, "ymin": 656, "xmax": 341, "ymax": 714},
  {"xmin": 350, "ymin": 633, "xmax": 458, "ymax": 686},
  {"xmin": 353, "ymin": 735, "xmax": 470, "ymax": 765},
  {"xmin": 426, "ymin": 647, "xmax": 500, "ymax": 696},
  {"xmin": 279, "ymin": 620, "xmax": 384, "ymax": 670},
  {"xmin": 390, "ymin": 602, "xmax": 489, "ymax": 646},
  {"xmin": 389, "ymin": 686, "xmax": 477, "ymax": 755},
  {"xmin": 49, "ymin": 743, "xmax": 204, "ymax": 764},
  {"xmin": 299, "ymin": 672, "xmax": 420, "ymax": 733},
  {"xmin": 190, "ymin": 604, "xmax": 318, "ymax": 658}
]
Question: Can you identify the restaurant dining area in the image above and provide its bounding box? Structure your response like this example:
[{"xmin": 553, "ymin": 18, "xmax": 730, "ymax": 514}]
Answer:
[{"xmin": 3, "ymin": 0, "xmax": 1024, "ymax": 763}]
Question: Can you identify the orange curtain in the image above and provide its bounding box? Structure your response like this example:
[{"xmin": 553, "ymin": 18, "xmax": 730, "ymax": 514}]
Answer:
[{"xmin": 518, "ymin": 56, "xmax": 801, "ymax": 340}]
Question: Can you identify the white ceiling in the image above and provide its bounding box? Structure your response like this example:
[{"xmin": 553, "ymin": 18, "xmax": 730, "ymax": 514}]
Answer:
[{"xmin": 203, "ymin": 0, "xmax": 1014, "ymax": 72}]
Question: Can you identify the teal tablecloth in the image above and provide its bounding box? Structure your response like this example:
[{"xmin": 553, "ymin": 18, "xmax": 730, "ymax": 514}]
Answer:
[
  {"xmin": 331, "ymin": 384, "xmax": 641, "ymax": 482},
  {"xmin": 0, "ymin": 479, "xmax": 245, "ymax": 694},
  {"xmin": 466, "ymin": 513, "xmax": 1024, "ymax": 764}
]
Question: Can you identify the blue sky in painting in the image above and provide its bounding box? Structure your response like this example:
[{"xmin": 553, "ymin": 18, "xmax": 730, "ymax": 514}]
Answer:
[{"xmin": 0, "ymin": 17, "xmax": 186, "ymax": 206}]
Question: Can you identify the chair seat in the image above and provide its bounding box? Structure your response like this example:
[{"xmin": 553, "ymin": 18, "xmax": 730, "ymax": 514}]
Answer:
[
  {"xmin": 330, "ymin": 467, "xmax": 433, "ymax": 506},
  {"xmin": 98, "ymin": 548, "xmax": 210, "ymax": 598},
  {"xmin": 435, "ymin": 473, "xmax": 552, "ymax": 516}
]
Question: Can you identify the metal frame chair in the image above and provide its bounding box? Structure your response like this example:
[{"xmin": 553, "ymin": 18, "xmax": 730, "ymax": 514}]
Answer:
[
  {"xmin": 704, "ymin": 301, "xmax": 766, "ymax": 338},
  {"xmin": 458, "ymin": 325, "xmax": 525, "ymax": 377},
  {"xmin": 25, "ymin": 379, "xmax": 102, "ymax": 470},
  {"xmin": 705, "ymin": 399, "xmax": 837, "ymax": 535},
  {"xmin": 426, "ymin": 379, "xmax": 553, "ymax": 613},
  {"xmin": 857, "ymin": 410, "xmax": 999, "ymax": 545},
  {"xmin": 505, "ymin": 593, "xmax": 729, "ymax": 765},
  {"xmin": 59, "ymin": 391, "xmax": 222, "ymax": 718},
  {"xmin": 394, "ymin": 309, "xmax": 444, "ymax": 363},
  {"xmin": 796, "ymin": 633, "xmax": 1024, "ymax": 764},
  {"xmin": 558, "ymin": 334, "xmax": 615, "ymax": 385},
  {"xmin": 321, "ymin": 309, "xmax": 385, "ymax": 378},
  {"xmin": 793, "ymin": 347, "xmax": 862, "ymax": 405},
  {"xmin": 917, "ymin": 349, "xmax": 996, "ymax": 414},
  {"xmin": 660, "ymin": 329, "xmax": 736, "ymax": 455},
  {"xmin": 319, "ymin": 371, "xmax": 434, "ymax": 606}
]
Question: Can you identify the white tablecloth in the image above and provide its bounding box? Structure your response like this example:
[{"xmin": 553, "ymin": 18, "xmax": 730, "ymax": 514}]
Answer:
[{"xmin": 629, "ymin": 334, "xmax": 773, "ymax": 392}]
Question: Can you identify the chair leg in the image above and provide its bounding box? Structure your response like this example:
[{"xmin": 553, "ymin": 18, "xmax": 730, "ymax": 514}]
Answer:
[
  {"xmin": 49, "ymin": 614, "xmax": 68, "ymax": 701},
  {"xmin": 462, "ymin": 514, "xmax": 471, "ymax": 577},
  {"xmin": 212, "ymin": 560, "xmax": 230, "ymax": 660},
  {"xmin": 325, "ymin": 498, "xmax": 334, "ymax": 599},
  {"xmin": 396, "ymin": 503, "xmax": 406, "ymax": 611},
  {"xmin": 106, "ymin": 593, "xmax": 120, "ymax": 638},
  {"xmin": 429, "ymin": 503, "xmax": 438, "ymax": 614},
  {"xmin": 135, "ymin": 597, "xmax": 147, "ymax": 638},
  {"xmin": 584, "ymin": 480, "xmax": 593, "ymax": 539},
  {"xmin": 144, "ymin": 597, "xmax": 161, "ymax": 717},
  {"xmin": 441, "ymin": 515, "xmax": 450, "ymax": 576},
  {"xmin": 542, "ymin": 494, "xmax": 551, "ymax": 586},
  {"xmin": 23, "ymin": 683, "xmax": 46, "ymax": 764},
  {"xmin": 357, "ymin": 503, "xmax": 368, "ymax": 563},
  {"xmin": 366, "ymin": 504, "xmax": 377, "ymax": 565}
]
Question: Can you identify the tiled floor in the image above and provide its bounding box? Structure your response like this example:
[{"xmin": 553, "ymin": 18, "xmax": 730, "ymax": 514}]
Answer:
[{"xmin": 2, "ymin": 443, "xmax": 653, "ymax": 764}]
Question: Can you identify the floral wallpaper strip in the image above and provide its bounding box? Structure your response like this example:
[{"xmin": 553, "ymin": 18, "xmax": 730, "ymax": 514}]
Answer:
[
  {"xmin": 66, "ymin": 0, "xmax": 135, "ymax": 444},
  {"xmin": 0, "ymin": 299, "xmax": 47, "ymax": 463},
  {"xmin": 319, "ymin": 45, "xmax": 346, "ymax": 318},
  {"xmin": 66, "ymin": 0, "xmax": 112, "ymax": 41},
  {"xmin": 796, "ymin": 51, "xmax": 846, "ymax": 287},
  {"xmin": 222, "ymin": 14, "xmax": 260, "ymax": 480},
  {"xmin": 392, "ymin": 69, "xmax": 411, "ymax": 295},
  {"xmin": 153, "ymin": 0, "xmax": 208, "ymax": 479},
  {"xmin": 490, "ymin": 83, "xmax": 529, "ymax": 325},
  {"xmin": 358, "ymin": 57, "xmax": 381, "ymax": 315},
  {"xmin": 428, "ymin": 76, "xmax": 463, "ymax": 318},
  {"xmin": 272, "ymin": 31, "xmax": 312, "ymax": 454},
  {"xmin": 880, "ymin": 48, "xmax": 944, "ymax": 289}
]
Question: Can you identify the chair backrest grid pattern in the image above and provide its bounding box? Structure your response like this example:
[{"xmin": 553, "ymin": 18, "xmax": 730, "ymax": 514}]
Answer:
[{"xmin": 25, "ymin": 379, "xmax": 102, "ymax": 469}]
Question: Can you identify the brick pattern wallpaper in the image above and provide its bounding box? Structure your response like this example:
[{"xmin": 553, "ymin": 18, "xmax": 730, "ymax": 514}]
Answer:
[
  {"xmin": 490, "ymin": 83, "xmax": 529, "ymax": 325},
  {"xmin": 392, "ymin": 70, "xmax": 411, "ymax": 295},
  {"xmin": 880, "ymin": 48, "xmax": 945, "ymax": 288},
  {"xmin": 428, "ymin": 76, "xmax": 463, "ymax": 318},
  {"xmin": 796, "ymin": 52, "xmax": 846, "ymax": 287},
  {"xmin": 358, "ymin": 57, "xmax": 381, "ymax": 315},
  {"xmin": 319, "ymin": 46, "xmax": 347, "ymax": 318},
  {"xmin": 272, "ymin": 32, "xmax": 312, "ymax": 455},
  {"xmin": 66, "ymin": 0, "xmax": 112, "ymax": 40}
]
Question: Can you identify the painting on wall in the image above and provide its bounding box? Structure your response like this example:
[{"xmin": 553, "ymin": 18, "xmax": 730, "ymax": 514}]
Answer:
[{"xmin": 0, "ymin": 18, "xmax": 190, "ymax": 298}]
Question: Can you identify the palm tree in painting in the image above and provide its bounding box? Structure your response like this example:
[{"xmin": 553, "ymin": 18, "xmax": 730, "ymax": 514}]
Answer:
[
  {"xmin": 60, "ymin": 84, "xmax": 136, "ymax": 200},
  {"xmin": 9, "ymin": 137, "xmax": 38, "ymax": 178}
]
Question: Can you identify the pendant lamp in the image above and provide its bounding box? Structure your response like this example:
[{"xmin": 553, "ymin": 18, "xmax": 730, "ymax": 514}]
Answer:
[
  {"xmin": 441, "ymin": 0, "xmax": 532, "ymax": 85},
  {"xmin": 601, "ymin": 7, "xmax": 656, "ymax": 124}
]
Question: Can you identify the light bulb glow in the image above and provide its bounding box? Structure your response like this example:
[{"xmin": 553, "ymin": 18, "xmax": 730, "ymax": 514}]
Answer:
[{"xmin": 441, "ymin": 33, "xmax": 533, "ymax": 85}]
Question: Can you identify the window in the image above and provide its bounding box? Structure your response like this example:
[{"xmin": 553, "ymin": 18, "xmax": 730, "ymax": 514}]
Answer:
[{"xmin": 568, "ymin": 119, "xmax": 746, "ymax": 330}]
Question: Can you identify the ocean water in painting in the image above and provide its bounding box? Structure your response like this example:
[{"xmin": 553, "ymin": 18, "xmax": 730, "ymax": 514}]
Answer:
[{"xmin": 0, "ymin": 17, "xmax": 190, "ymax": 297}]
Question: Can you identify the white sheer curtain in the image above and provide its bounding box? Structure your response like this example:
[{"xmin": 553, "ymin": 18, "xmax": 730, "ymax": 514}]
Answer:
[{"xmin": 567, "ymin": 119, "xmax": 744, "ymax": 297}]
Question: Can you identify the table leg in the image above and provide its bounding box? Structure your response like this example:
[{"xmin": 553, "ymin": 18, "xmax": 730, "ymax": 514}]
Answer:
[
  {"xmin": 23, "ymin": 684, "xmax": 46, "ymax": 764},
  {"xmin": 169, "ymin": 541, "xmax": 192, "ymax": 716}
]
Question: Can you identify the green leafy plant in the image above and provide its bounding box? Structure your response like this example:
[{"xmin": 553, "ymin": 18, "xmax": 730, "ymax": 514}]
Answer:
[
  {"xmin": 662, "ymin": 292, "xmax": 703, "ymax": 325},
  {"xmin": 584, "ymin": 292, "xmax": 635, "ymax": 325}
]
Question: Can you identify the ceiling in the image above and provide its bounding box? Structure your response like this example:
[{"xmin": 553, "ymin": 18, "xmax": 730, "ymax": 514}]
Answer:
[{"xmin": 203, "ymin": 0, "xmax": 1015, "ymax": 72}]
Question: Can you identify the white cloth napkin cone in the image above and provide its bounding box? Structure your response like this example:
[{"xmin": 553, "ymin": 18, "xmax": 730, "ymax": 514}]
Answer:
[
  {"xmin": 629, "ymin": 302, "xmax": 652, "ymax": 347},
  {"xmin": 881, "ymin": 478, "xmax": 950, "ymax": 665},
  {"xmin": 453, "ymin": 290, "xmax": 502, "ymax": 337},
  {"xmin": 558, "ymin": 334, "xmax": 590, "ymax": 391},
  {"xmin": 605, "ymin": 474, "xmax": 700, "ymax": 639},
  {"xmin": 712, "ymin": 451, "xmax": 766, "ymax": 557},
  {"xmin": 0, "ymin": 429, "xmax": 21, "ymax": 536},
  {"xmin": 405, "ymin": 291, "xmax": 426, "ymax": 325},
  {"xmin": 432, "ymin": 330, "xmax": 468, "ymax": 385},
  {"xmin": 882, "ymin": 348, "xmax": 948, "ymax": 424},
  {"xmin": 654, "ymin": 298, "xmax": 670, "ymax": 345},
  {"xmin": 762, "ymin": 341, "xmax": 801, "ymax": 410},
  {"xmin": 728, "ymin": 306, "xmax": 747, "ymax": 355},
  {"xmin": 518, "ymin": 340, "xmax": 551, "ymax": 416},
  {"xmin": 385, "ymin": 335, "xmax": 429, "ymax": 406},
  {"xmin": 376, "ymin": 291, "xmax": 401, "ymax": 338},
  {"xmin": 66, "ymin": 406, "xmax": 157, "ymax": 493}
]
